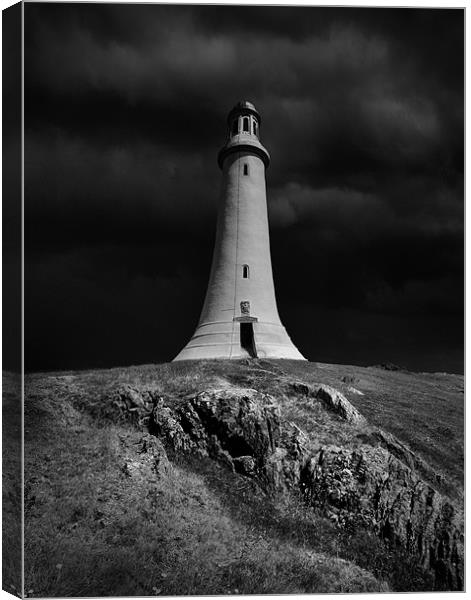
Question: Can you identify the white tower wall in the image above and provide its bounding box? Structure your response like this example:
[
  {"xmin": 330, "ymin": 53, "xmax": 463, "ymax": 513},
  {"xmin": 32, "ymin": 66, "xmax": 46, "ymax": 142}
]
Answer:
[{"xmin": 174, "ymin": 102, "xmax": 305, "ymax": 361}]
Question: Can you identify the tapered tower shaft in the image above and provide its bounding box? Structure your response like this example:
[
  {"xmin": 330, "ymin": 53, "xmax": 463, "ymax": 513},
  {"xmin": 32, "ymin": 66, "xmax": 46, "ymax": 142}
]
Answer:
[{"xmin": 174, "ymin": 101, "xmax": 305, "ymax": 361}]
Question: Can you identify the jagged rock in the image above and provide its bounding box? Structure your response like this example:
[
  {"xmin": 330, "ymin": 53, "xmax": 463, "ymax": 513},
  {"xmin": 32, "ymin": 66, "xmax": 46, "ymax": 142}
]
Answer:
[
  {"xmin": 113, "ymin": 385, "xmax": 148, "ymax": 410},
  {"xmin": 289, "ymin": 382, "xmax": 311, "ymax": 396},
  {"xmin": 356, "ymin": 429, "xmax": 416, "ymax": 471},
  {"xmin": 347, "ymin": 386, "xmax": 364, "ymax": 396},
  {"xmin": 110, "ymin": 385, "xmax": 159, "ymax": 425},
  {"xmin": 149, "ymin": 385, "xmax": 463, "ymax": 590},
  {"xmin": 233, "ymin": 455, "xmax": 256, "ymax": 475},
  {"xmin": 137, "ymin": 433, "xmax": 171, "ymax": 476},
  {"xmin": 137, "ymin": 432, "xmax": 161, "ymax": 454},
  {"xmin": 152, "ymin": 398, "xmax": 191, "ymax": 453},
  {"xmin": 208, "ymin": 434, "xmax": 235, "ymax": 471},
  {"xmin": 288, "ymin": 381, "xmax": 366, "ymax": 425},
  {"xmin": 300, "ymin": 446, "xmax": 463, "ymax": 591},
  {"xmin": 192, "ymin": 388, "xmax": 281, "ymax": 463},
  {"xmin": 264, "ymin": 423, "xmax": 311, "ymax": 493},
  {"xmin": 314, "ymin": 385, "xmax": 366, "ymax": 425},
  {"xmin": 356, "ymin": 428, "xmax": 444, "ymax": 492},
  {"xmin": 152, "ymin": 388, "xmax": 282, "ymax": 472}
]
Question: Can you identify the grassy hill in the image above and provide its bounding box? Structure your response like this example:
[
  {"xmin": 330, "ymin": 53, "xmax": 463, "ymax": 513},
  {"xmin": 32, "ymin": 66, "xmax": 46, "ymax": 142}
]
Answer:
[{"xmin": 13, "ymin": 359, "xmax": 464, "ymax": 596}]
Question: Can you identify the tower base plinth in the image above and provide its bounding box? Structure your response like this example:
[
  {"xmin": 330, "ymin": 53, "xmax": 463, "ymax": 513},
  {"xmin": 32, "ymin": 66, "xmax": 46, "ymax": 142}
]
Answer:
[{"xmin": 173, "ymin": 320, "xmax": 306, "ymax": 361}]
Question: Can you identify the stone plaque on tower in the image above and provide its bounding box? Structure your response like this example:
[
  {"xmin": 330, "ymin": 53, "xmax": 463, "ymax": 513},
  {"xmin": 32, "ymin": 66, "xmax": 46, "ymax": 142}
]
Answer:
[{"xmin": 240, "ymin": 301, "xmax": 250, "ymax": 315}]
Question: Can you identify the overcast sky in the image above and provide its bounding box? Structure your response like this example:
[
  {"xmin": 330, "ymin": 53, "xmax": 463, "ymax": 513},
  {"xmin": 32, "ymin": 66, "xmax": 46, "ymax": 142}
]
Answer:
[{"xmin": 23, "ymin": 4, "xmax": 464, "ymax": 373}]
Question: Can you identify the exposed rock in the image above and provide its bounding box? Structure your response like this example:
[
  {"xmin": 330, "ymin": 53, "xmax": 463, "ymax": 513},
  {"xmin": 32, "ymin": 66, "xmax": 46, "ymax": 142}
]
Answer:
[
  {"xmin": 356, "ymin": 429, "xmax": 444, "ymax": 493},
  {"xmin": 137, "ymin": 433, "xmax": 171, "ymax": 476},
  {"xmin": 347, "ymin": 386, "xmax": 364, "ymax": 396},
  {"xmin": 192, "ymin": 388, "xmax": 281, "ymax": 464},
  {"xmin": 288, "ymin": 381, "xmax": 366, "ymax": 425},
  {"xmin": 356, "ymin": 429, "xmax": 416, "ymax": 471},
  {"xmin": 288, "ymin": 382, "xmax": 311, "ymax": 397},
  {"xmin": 233, "ymin": 455, "xmax": 256, "ymax": 475},
  {"xmin": 301, "ymin": 446, "xmax": 463, "ymax": 591},
  {"xmin": 153, "ymin": 388, "xmax": 282, "ymax": 473},
  {"xmin": 110, "ymin": 385, "xmax": 159, "ymax": 425},
  {"xmin": 314, "ymin": 385, "xmax": 366, "ymax": 425},
  {"xmin": 149, "ymin": 386, "xmax": 463, "ymax": 591},
  {"xmin": 152, "ymin": 397, "xmax": 190, "ymax": 452},
  {"xmin": 113, "ymin": 385, "xmax": 149, "ymax": 410},
  {"xmin": 264, "ymin": 421, "xmax": 310, "ymax": 493}
]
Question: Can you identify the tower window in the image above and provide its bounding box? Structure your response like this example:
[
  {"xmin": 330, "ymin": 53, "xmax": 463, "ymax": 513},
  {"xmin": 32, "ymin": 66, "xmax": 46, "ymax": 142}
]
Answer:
[
  {"xmin": 253, "ymin": 120, "xmax": 258, "ymax": 136},
  {"xmin": 242, "ymin": 264, "xmax": 249, "ymax": 278},
  {"xmin": 243, "ymin": 164, "xmax": 248, "ymax": 176},
  {"xmin": 243, "ymin": 117, "xmax": 249, "ymax": 132},
  {"xmin": 232, "ymin": 119, "xmax": 238, "ymax": 136}
]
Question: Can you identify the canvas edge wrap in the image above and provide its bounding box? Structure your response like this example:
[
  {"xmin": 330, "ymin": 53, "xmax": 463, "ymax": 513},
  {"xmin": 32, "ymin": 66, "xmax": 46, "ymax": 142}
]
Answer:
[{"xmin": 2, "ymin": 2, "xmax": 23, "ymax": 597}]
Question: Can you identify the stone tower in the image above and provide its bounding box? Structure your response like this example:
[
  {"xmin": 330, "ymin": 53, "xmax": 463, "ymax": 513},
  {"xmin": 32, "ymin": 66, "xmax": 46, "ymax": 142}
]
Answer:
[{"xmin": 174, "ymin": 101, "xmax": 305, "ymax": 361}]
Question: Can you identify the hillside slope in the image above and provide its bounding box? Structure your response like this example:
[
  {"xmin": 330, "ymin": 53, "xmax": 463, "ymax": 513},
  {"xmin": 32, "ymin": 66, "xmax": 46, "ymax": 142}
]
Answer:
[{"xmin": 21, "ymin": 360, "xmax": 463, "ymax": 596}]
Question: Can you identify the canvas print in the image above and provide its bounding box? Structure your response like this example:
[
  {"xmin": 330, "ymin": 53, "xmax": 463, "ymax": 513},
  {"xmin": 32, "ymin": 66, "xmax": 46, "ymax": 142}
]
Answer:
[{"xmin": 2, "ymin": 2, "xmax": 464, "ymax": 597}]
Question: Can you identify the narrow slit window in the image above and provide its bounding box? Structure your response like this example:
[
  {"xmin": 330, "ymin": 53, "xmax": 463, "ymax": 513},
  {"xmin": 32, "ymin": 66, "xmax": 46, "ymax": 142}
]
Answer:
[
  {"xmin": 243, "ymin": 117, "xmax": 249, "ymax": 132},
  {"xmin": 242, "ymin": 264, "xmax": 250, "ymax": 278},
  {"xmin": 253, "ymin": 120, "xmax": 258, "ymax": 136},
  {"xmin": 243, "ymin": 164, "xmax": 248, "ymax": 176}
]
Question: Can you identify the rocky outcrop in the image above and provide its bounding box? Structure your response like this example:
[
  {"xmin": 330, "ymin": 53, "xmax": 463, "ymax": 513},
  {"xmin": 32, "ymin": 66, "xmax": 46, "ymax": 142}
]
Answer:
[
  {"xmin": 150, "ymin": 386, "xmax": 463, "ymax": 591},
  {"xmin": 347, "ymin": 386, "xmax": 364, "ymax": 396},
  {"xmin": 121, "ymin": 433, "xmax": 171, "ymax": 480},
  {"xmin": 288, "ymin": 382, "xmax": 366, "ymax": 425},
  {"xmin": 109, "ymin": 385, "xmax": 160, "ymax": 426},
  {"xmin": 314, "ymin": 384, "xmax": 366, "ymax": 425},
  {"xmin": 355, "ymin": 427, "xmax": 446, "ymax": 494},
  {"xmin": 301, "ymin": 446, "xmax": 463, "ymax": 591},
  {"xmin": 152, "ymin": 389, "xmax": 287, "ymax": 482},
  {"xmin": 137, "ymin": 433, "xmax": 171, "ymax": 477}
]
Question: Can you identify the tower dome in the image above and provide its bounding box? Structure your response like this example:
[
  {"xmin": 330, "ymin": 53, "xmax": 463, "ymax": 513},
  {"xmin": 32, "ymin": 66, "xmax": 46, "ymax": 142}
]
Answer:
[
  {"xmin": 235, "ymin": 100, "xmax": 256, "ymax": 110},
  {"xmin": 219, "ymin": 100, "xmax": 269, "ymax": 169},
  {"xmin": 227, "ymin": 100, "xmax": 261, "ymax": 124}
]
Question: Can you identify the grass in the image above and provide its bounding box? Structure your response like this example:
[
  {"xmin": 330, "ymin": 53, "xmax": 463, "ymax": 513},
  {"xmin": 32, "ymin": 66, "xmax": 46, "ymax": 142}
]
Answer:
[
  {"xmin": 24, "ymin": 379, "xmax": 386, "ymax": 596},
  {"xmin": 168, "ymin": 358, "xmax": 463, "ymax": 500},
  {"xmin": 3, "ymin": 371, "xmax": 22, "ymax": 598},
  {"xmin": 268, "ymin": 359, "xmax": 464, "ymax": 500},
  {"xmin": 21, "ymin": 358, "xmax": 463, "ymax": 596},
  {"xmin": 179, "ymin": 454, "xmax": 431, "ymax": 592},
  {"xmin": 165, "ymin": 358, "xmax": 463, "ymax": 499}
]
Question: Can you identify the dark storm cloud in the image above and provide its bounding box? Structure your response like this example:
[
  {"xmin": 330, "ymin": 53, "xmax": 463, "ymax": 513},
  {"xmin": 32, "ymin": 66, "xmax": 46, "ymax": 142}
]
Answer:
[{"xmin": 24, "ymin": 4, "xmax": 464, "ymax": 372}]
